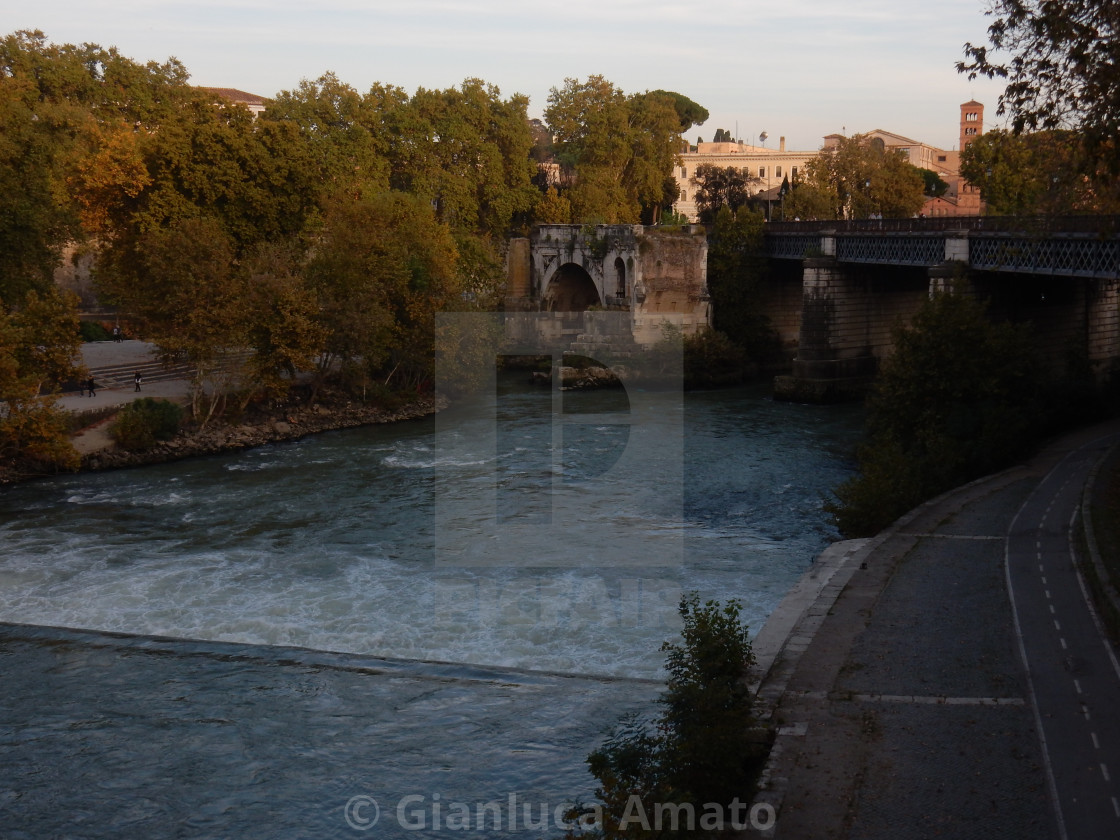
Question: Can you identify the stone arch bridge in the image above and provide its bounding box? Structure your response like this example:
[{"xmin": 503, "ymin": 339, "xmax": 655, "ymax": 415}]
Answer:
[
  {"xmin": 505, "ymin": 224, "xmax": 710, "ymax": 350},
  {"xmin": 761, "ymin": 216, "xmax": 1120, "ymax": 401}
]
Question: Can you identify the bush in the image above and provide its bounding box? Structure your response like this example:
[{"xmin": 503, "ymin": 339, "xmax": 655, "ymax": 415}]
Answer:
[
  {"xmin": 828, "ymin": 291, "xmax": 1042, "ymax": 536},
  {"xmin": 79, "ymin": 321, "xmax": 111, "ymax": 342},
  {"xmin": 108, "ymin": 398, "xmax": 184, "ymax": 450},
  {"xmin": 683, "ymin": 328, "xmax": 751, "ymax": 388},
  {"xmin": 570, "ymin": 595, "xmax": 766, "ymax": 837}
]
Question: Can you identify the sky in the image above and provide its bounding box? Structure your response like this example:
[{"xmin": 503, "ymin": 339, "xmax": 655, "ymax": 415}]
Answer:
[{"xmin": 9, "ymin": 0, "xmax": 1009, "ymax": 153}]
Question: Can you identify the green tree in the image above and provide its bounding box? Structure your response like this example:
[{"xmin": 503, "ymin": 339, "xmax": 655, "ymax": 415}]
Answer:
[
  {"xmin": 917, "ymin": 168, "xmax": 949, "ymax": 198},
  {"xmin": 960, "ymin": 128, "xmax": 1120, "ymax": 215},
  {"xmin": 787, "ymin": 134, "xmax": 926, "ymax": 219},
  {"xmin": 307, "ymin": 192, "xmax": 461, "ymax": 394},
  {"xmin": 535, "ymin": 185, "xmax": 572, "ymax": 223},
  {"xmin": 829, "ymin": 290, "xmax": 1041, "ymax": 536},
  {"xmin": 692, "ymin": 164, "xmax": 757, "ymax": 222},
  {"xmin": 545, "ymin": 77, "xmax": 692, "ymax": 224},
  {"xmin": 263, "ymin": 72, "xmax": 390, "ymax": 199},
  {"xmin": 0, "ymin": 288, "xmax": 84, "ymax": 470},
  {"xmin": 958, "ymin": 0, "xmax": 1120, "ymax": 175},
  {"xmin": 574, "ymin": 595, "xmax": 763, "ymax": 838},
  {"xmin": 388, "ymin": 79, "xmax": 538, "ymax": 237},
  {"xmin": 649, "ymin": 90, "xmax": 709, "ymax": 133},
  {"xmin": 103, "ymin": 217, "xmax": 254, "ymax": 425},
  {"xmin": 705, "ymin": 206, "xmax": 775, "ymax": 360}
]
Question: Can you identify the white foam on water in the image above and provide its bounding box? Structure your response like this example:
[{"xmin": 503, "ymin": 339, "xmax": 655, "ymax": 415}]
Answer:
[{"xmin": 0, "ymin": 384, "xmax": 859, "ymax": 681}]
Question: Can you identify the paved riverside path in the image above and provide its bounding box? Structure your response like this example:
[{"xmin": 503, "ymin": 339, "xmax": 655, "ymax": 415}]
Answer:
[
  {"xmin": 748, "ymin": 420, "xmax": 1120, "ymax": 839},
  {"xmin": 58, "ymin": 340, "xmax": 192, "ymax": 413}
]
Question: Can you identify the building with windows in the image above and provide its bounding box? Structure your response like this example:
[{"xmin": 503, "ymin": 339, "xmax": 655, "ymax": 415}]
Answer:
[
  {"xmin": 673, "ymin": 102, "xmax": 986, "ymax": 221},
  {"xmin": 672, "ymin": 136, "xmax": 818, "ymax": 221}
]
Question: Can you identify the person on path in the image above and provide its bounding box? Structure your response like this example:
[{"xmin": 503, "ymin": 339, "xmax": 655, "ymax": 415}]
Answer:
[
  {"xmin": 112, "ymin": 326, "xmax": 121, "ymax": 342},
  {"xmin": 134, "ymin": 371, "xmax": 142, "ymax": 392},
  {"xmin": 87, "ymin": 377, "xmax": 97, "ymax": 397}
]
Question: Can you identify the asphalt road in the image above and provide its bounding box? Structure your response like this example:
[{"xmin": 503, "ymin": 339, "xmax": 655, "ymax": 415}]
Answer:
[{"xmin": 1007, "ymin": 431, "xmax": 1120, "ymax": 839}]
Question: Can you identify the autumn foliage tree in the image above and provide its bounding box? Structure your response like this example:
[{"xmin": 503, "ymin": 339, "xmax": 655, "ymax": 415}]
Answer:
[{"xmin": 1, "ymin": 32, "xmax": 704, "ymax": 468}]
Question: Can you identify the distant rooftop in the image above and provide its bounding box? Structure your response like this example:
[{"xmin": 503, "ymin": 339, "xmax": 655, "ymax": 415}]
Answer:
[{"xmin": 201, "ymin": 87, "xmax": 268, "ymax": 106}]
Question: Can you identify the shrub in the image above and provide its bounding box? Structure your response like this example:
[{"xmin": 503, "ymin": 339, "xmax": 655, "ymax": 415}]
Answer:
[
  {"xmin": 79, "ymin": 321, "xmax": 111, "ymax": 342},
  {"xmin": 570, "ymin": 595, "xmax": 766, "ymax": 837},
  {"xmin": 108, "ymin": 398, "xmax": 183, "ymax": 450},
  {"xmin": 682, "ymin": 328, "xmax": 751, "ymax": 388},
  {"xmin": 828, "ymin": 291, "xmax": 1042, "ymax": 536}
]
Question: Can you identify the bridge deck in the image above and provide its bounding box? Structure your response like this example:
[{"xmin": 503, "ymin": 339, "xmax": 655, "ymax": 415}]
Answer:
[{"xmin": 764, "ymin": 216, "xmax": 1120, "ymax": 279}]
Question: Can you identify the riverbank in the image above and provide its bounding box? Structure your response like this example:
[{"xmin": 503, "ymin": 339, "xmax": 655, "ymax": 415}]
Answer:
[
  {"xmin": 76, "ymin": 391, "xmax": 445, "ymax": 474},
  {"xmin": 0, "ymin": 340, "xmax": 446, "ymax": 485}
]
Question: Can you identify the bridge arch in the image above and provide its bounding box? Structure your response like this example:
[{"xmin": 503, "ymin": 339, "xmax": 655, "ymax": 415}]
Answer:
[{"xmin": 544, "ymin": 263, "xmax": 602, "ymax": 312}]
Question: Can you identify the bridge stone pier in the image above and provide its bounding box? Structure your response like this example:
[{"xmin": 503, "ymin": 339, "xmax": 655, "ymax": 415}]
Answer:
[
  {"xmin": 766, "ymin": 218, "xmax": 1120, "ymax": 402},
  {"xmin": 505, "ymin": 224, "xmax": 710, "ymax": 351}
]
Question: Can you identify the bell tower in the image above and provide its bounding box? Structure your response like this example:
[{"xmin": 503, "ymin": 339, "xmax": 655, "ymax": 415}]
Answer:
[{"xmin": 960, "ymin": 101, "xmax": 984, "ymax": 150}]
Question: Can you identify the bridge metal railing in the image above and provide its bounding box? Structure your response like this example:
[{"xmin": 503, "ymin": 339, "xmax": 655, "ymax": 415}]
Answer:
[
  {"xmin": 763, "ymin": 215, "xmax": 1120, "ymax": 277},
  {"xmin": 765, "ymin": 215, "xmax": 1120, "ymax": 235},
  {"xmin": 970, "ymin": 233, "xmax": 1120, "ymax": 279}
]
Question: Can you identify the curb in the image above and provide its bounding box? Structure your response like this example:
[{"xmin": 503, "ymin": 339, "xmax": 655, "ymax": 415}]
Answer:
[{"xmin": 1079, "ymin": 444, "xmax": 1120, "ymax": 632}]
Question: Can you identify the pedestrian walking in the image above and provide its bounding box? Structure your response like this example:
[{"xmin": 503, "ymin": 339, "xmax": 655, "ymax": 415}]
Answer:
[
  {"xmin": 112, "ymin": 326, "xmax": 121, "ymax": 342},
  {"xmin": 134, "ymin": 371, "xmax": 142, "ymax": 392},
  {"xmin": 87, "ymin": 377, "xmax": 97, "ymax": 397}
]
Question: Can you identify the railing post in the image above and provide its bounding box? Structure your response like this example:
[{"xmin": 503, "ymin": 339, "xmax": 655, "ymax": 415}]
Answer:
[{"xmin": 944, "ymin": 230, "xmax": 969, "ymax": 263}]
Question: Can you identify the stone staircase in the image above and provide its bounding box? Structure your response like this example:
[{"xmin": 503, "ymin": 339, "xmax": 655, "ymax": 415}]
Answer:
[
  {"xmin": 84, "ymin": 350, "xmax": 253, "ymax": 389},
  {"xmin": 86, "ymin": 358, "xmax": 193, "ymax": 389}
]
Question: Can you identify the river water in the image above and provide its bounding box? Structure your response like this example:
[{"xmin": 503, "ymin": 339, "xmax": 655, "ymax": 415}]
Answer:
[{"xmin": 0, "ymin": 379, "xmax": 861, "ymax": 837}]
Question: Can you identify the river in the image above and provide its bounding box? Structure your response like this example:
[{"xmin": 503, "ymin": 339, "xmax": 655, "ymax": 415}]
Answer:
[{"xmin": 0, "ymin": 379, "xmax": 862, "ymax": 837}]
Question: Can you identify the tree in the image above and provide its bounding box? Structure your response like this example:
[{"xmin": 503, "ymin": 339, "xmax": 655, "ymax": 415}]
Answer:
[
  {"xmin": 535, "ymin": 185, "xmax": 572, "ymax": 223},
  {"xmin": 829, "ymin": 289, "xmax": 1041, "ymax": 536},
  {"xmin": 712, "ymin": 128, "xmax": 732, "ymax": 143},
  {"xmin": 960, "ymin": 128, "xmax": 1120, "ymax": 215},
  {"xmin": 648, "ymin": 90, "xmax": 709, "ymax": 133},
  {"xmin": 544, "ymin": 77, "xmax": 692, "ymax": 224},
  {"xmin": 385, "ymin": 79, "xmax": 538, "ymax": 237},
  {"xmin": 786, "ymin": 134, "xmax": 926, "ymax": 219},
  {"xmin": 917, "ymin": 168, "xmax": 949, "ymax": 198},
  {"xmin": 958, "ymin": 0, "xmax": 1120, "ymax": 175},
  {"xmin": 705, "ymin": 206, "xmax": 775, "ymax": 361},
  {"xmin": 307, "ymin": 192, "xmax": 461, "ymax": 394},
  {"xmin": 0, "ymin": 288, "xmax": 84, "ymax": 470},
  {"xmin": 573, "ymin": 595, "xmax": 764, "ymax": 838},
  {"xmin": 263, "ymin": 72, "xmax": 390, "ymax": 200},
  {"xmin": 103, "ymin": 217, "xmax": 255, "ymax": 425},
  {"xmin": 691, "ymin": 164, "xmax": 757, "ymax": 222}
]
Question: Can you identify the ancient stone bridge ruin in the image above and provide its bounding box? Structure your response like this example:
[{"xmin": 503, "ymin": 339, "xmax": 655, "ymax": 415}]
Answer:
[{"xmin": 504, "ymin": 225, "xmax": 710, "ymax": 350}]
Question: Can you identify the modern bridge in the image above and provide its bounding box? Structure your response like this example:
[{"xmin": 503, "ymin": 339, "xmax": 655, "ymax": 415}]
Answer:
[{"xmin": 762, "ymin": 217, "xmax": 1120, "ymax": 401}]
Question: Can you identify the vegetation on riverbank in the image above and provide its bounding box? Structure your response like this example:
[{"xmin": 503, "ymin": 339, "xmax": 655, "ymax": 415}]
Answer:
[
  {"xmin": 828, "ymin": 288, "xmax": 1117, "ymax": 537},
  {"xmin": 566, "ymin": 595, "xmax": 768, "ymax": 838},
  {"xmin": 0, "ymin": 30, "xmax": 708, "ymax": 476}
]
